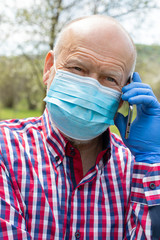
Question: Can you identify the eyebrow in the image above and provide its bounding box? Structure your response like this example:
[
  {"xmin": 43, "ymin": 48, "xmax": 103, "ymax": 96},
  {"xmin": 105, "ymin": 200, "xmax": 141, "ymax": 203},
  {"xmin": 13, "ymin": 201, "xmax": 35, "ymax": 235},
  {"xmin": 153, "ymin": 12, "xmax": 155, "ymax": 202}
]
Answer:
[
  {"xmin": 66, "ymin": 57, "xmax": 123, "ymax": 79},
  {"xmin": 103, "ymin": 70, "xmax": 122, "ymax": 78},
  {"xmin": 66, "ymin": 58, "xmax": 87, "ymax": 66}
]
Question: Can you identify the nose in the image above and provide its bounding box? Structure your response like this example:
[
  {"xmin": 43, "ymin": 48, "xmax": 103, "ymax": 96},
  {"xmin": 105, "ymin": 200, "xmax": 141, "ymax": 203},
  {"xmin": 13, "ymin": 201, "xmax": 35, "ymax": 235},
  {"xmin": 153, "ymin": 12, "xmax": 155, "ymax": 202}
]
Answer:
[{"xmin": 88, "ymin": 73, "xmax": 99, "ymax": 81}]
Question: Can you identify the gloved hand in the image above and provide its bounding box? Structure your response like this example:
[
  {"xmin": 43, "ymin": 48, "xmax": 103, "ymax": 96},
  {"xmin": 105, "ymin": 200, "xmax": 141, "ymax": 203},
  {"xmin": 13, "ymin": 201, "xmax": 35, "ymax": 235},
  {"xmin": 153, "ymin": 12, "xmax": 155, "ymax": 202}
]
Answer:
[{"xmin": 115, "ymin": 72, "xmax": 160, "ymax": 163}]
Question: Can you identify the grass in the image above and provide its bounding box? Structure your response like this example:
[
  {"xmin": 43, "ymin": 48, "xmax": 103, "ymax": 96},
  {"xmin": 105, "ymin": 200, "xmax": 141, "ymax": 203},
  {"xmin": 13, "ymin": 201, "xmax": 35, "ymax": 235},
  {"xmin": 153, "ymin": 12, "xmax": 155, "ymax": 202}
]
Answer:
[
  {"xmin": 0, "ymin": 108, "xmax": 42, "ymax": 120},
  {"xmin": 0, "ymin": 104, "xmax": 137, "ymax": 136}
]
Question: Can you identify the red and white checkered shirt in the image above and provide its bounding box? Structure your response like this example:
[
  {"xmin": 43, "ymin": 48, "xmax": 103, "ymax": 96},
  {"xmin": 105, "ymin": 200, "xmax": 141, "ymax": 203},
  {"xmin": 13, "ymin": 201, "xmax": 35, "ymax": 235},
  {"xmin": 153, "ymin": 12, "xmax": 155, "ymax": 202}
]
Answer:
[{"xmin": 0, "ymin": 109, "xmax": 160, "ymax": 239}]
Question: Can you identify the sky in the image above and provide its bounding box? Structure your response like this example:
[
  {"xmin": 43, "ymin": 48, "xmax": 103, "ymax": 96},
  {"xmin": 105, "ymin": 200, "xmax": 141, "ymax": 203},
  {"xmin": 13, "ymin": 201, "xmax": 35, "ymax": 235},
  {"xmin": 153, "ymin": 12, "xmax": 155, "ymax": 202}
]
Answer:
[
  {"xmin": 1, "ymin": 0, "xmax": 160, "ymax": 55},
  {"xmin": 122, "ymin": 8, "xmax": 160, "ymax": 45}
]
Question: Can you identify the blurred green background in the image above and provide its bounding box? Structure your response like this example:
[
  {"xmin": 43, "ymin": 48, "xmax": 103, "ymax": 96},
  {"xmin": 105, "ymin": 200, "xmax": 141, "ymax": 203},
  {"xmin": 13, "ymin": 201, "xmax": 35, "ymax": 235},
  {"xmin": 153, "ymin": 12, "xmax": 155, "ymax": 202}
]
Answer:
[{"xmin": 0, "ymin": 0, "xmax": 160, "ymax": 136}]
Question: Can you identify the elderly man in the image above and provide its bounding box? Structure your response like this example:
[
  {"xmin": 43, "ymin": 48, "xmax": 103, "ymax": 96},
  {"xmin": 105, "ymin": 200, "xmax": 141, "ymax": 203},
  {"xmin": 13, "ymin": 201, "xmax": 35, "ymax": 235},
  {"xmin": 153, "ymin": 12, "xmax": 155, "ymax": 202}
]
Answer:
[{"xmin": 0, "ymin": 15, "xmax": 160, "ymax": 239}]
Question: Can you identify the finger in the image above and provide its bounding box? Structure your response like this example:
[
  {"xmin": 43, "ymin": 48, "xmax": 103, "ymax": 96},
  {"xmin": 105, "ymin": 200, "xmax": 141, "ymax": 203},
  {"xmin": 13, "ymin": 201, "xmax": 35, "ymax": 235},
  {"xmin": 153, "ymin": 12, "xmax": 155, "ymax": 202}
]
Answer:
[
  {"xmin": 132, "ymin": 72, "xmax": 142, "ymax": 83},
  {"xmin": 122, "ymin": 88, "xmax": 155, "ymax": 101},
  {"xmin": 128, "ymin": 95, "xmax": 160, "ymax": 108},
  {"xmin": 122, "ymin": 82, "xmax": 152, "ymax": 93}
]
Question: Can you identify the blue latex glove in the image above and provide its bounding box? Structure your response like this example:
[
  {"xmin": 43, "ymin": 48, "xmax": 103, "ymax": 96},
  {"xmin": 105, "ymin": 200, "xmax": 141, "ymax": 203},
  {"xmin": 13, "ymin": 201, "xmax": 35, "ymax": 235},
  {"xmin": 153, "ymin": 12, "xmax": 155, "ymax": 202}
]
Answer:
[{"xmin": 115, "ymin": 72, "xmax": 160, "ymax": 163}]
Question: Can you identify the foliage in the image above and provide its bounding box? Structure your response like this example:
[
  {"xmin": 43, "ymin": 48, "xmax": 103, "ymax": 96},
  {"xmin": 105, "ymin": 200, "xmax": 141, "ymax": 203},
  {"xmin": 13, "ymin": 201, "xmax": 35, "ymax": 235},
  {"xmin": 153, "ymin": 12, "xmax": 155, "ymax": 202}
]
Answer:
[
  {"xmin": 0, "ymin": 107, "xmax": 41, "ymax": 121},
  {"xmin": 0, "ymin": 0, "xmax": 160, "ymax": 118},
  {"xmin": 0, "ymin": 43, "xmax": 160, "ymax": 115},
  {"xmin": 136, "ymin": 44, "xmax": 160, "ymax": 99},
  {"xmin": 0, "ymin": 0, "xmax": 159, "ymax": 73},
  {"xmin": 0, "ymin": 55, "xmax": 45, "ymax": 110}
]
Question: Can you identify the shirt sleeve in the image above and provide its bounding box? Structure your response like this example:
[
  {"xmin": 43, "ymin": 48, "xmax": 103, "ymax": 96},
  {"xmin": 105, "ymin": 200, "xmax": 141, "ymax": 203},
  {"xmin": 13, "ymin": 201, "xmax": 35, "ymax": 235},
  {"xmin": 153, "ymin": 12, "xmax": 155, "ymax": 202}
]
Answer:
[
  {"xmin": 125, "ymin": 162, "xmax": 160, "ymax": 239},
  {"xmin": 0, "ymin": 153, "xmax": 31, "ymax": 239}
]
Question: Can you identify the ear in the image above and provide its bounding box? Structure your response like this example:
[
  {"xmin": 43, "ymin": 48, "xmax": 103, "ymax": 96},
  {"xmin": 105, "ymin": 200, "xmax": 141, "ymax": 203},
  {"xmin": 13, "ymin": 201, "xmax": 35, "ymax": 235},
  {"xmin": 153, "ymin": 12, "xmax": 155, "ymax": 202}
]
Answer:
[
  {"xmin": 43, "ymin": 50, "xmax": 54, "ymax": 85},
  {"xmin": 44, "ymin": 50, "xmax": 54, "ymax": 74}
]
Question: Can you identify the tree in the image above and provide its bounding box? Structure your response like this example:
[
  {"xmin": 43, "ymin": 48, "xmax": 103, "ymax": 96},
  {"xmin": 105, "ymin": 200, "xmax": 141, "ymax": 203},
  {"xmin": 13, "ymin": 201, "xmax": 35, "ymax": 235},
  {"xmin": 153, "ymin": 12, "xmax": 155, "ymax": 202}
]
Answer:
[
  {"xmin": 0, "ymin": 55, "xmax": 44, "ymax": 110},
  {"xmin": 14, "ymin": 0, "xmax": 159, "ymax": 54},
  {"xmin": 0, "ymin": 0, "xmax": 159, "ymax": 111},
  {"xmin": 90, "ymin": 0, "xmax": 157, "ymax": 17}
]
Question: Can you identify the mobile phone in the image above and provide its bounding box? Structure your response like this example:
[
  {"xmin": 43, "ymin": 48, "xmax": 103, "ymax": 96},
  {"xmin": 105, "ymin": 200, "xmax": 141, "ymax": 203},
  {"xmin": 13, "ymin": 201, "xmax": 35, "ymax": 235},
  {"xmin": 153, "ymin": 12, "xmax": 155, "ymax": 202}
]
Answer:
[
  {"xmin": 125, "ymin": 104, "xmax": 133, "ymax": 139},
  {"xmin": 125, "ymin": 75, "xmax": 133, "ymax": 139}
]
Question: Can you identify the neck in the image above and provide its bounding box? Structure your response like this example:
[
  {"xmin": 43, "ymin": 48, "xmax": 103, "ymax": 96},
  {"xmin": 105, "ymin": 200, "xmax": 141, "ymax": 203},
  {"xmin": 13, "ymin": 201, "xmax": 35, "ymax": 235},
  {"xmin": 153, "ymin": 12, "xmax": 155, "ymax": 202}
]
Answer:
[{"xmin": 69, "ymin": 135, "xmax": 103, "ymax": 176}]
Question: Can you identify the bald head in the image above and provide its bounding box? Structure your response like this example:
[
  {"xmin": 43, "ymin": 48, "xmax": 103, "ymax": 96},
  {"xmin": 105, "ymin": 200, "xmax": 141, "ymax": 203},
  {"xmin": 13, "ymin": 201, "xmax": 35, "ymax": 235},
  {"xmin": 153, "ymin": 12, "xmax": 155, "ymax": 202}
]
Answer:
[
  {"xmin": 54, "ymin": 15, "xmax": 136, "ymax": 75},
  {"xmin": 43, "ymin": 15, "xmax": 137, "ymax": 91}
]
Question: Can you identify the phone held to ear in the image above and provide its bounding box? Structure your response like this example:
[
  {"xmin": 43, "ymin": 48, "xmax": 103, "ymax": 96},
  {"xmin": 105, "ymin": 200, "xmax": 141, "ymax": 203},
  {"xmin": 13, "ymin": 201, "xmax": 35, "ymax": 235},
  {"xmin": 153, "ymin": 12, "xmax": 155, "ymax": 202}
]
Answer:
[
  {"xmin": 125, "ymin": 104, "xmax": 133, "ymax": 139},
  {"xmin": 125, "ymin": 75, "xmax": 133, "ymax": 139}
]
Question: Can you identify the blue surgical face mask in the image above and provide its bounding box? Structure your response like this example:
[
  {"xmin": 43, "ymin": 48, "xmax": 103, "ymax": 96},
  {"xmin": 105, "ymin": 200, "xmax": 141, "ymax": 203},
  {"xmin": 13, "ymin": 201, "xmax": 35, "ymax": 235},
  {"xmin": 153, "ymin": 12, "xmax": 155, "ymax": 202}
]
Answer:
[{"xmin": 44, "ymin": 70, "xmax": 122, "ymax": 141}]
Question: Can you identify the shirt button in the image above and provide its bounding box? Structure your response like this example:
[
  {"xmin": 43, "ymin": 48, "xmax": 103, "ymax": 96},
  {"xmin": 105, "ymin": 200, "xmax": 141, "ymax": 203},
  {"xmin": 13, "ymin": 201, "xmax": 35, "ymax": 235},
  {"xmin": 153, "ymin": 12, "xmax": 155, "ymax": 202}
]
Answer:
[
  {"xmin": 70, "ymin": 147, "xmax": 75, "ymax": 156},
  {"xmin": 149, "ymin": 183, "xmax": 156, "ymax": 190},
  {"xmin": 55, "ymin": 156, "xmax": 60, "ymax": 162},
  {"xmin": 75, "ymin": 230, "xmax": 80, "ymax": 239}
]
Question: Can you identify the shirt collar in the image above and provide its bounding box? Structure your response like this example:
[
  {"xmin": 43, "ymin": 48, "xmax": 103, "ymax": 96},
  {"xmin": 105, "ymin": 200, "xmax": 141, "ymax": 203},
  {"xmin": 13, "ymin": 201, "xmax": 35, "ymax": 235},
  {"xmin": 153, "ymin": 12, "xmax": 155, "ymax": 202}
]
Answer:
[
  {"xmin": 95, "ymin": 129, "xmax": 111, "ymax": 168},
  {"xmin": 41, "ymin": 108, "xmax": 112, "ymax": 168},
  {"xmin": 41, "ymin": 108, "xmax": 67, "ymax": 163}
]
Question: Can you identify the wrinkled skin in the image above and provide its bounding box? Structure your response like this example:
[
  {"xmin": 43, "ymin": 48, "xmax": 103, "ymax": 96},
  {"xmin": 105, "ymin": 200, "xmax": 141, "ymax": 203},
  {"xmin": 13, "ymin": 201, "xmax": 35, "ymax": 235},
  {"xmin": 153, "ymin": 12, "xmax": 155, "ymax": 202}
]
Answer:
[{"xmin": 42, "ymin": 15, "xmax": 136, "ymax": 173}]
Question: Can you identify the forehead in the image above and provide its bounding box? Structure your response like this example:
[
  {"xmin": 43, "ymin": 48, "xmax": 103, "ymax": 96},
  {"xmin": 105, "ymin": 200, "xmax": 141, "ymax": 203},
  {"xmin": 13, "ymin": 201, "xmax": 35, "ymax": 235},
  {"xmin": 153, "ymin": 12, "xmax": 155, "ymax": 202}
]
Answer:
[{"xmin": 56, "ymin": 17, "xmax": 135, "ymax": 73}]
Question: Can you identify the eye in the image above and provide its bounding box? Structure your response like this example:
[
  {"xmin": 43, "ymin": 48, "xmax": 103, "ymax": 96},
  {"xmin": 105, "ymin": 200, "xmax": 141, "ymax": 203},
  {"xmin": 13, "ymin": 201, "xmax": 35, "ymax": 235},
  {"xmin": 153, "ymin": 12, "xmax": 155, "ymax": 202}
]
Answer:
[
  {"xmin": 69, "ymin": 66, "xmax": 85, "ymax": 76},
  {"xmin": 73, "ymin": 66, "xmax": 83, "ymax": 72},
  {"xmin": 106, "ymin": 76, "xmax": 116, "ymax": 83}
]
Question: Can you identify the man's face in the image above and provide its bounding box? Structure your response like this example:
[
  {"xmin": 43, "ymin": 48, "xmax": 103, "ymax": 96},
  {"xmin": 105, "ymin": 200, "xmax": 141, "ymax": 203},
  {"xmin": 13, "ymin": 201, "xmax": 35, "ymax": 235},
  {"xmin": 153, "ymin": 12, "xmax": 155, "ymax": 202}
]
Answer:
[{"xmin": 47, "ymin": 17, "xmax": 135, "ymax": 92}]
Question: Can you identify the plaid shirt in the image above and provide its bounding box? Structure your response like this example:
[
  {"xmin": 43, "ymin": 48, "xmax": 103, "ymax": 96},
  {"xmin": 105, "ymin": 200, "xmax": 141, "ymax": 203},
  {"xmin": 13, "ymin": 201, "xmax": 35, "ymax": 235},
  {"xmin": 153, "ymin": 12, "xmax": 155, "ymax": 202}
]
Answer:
[{"xmin": 0, "ymin": 109, "xmax": 160, "ymax": 240}]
